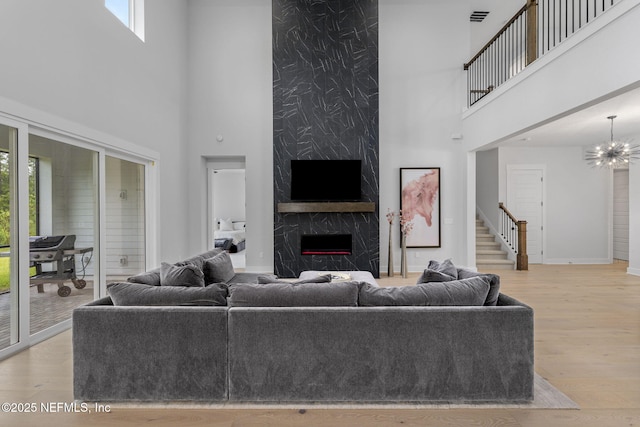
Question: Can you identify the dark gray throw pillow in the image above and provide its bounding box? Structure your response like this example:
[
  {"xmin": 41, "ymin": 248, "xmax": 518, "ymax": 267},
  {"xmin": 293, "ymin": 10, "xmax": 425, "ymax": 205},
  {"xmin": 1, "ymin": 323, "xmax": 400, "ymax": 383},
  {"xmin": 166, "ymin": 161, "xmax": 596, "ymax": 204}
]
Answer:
[
  {"xmin": 457, "ymin": 269, "xmax": 501, "ymax": 306},
  {"xmin": 227, "ymin": 281, "xmax": 360, "ymax": 307},
  {"xmin": 417, "ymin": 269, "xmax": 456, "ymax": 284},
  {"xmin": 127, "ymin": 268, "xmax": 161, "ymax": 286},
  {"xmin": 203, "ymin": 251, "xmax": 235, "ymax": 284},
  {"xmin": 107, "ymin": 282, "xmax": 228, "ymax": 306},
  {"xmin": 359, "ymin": 276, "xmax": 490, "ymax": 306},
  {"xmin": 420, "ymin": 258, "xmax": 458, "ymax": 282},
  {"xmin": 257, "ymin": 274, "xmax": 332, "ymax": 285},
  {"xmin": 160, "ymin": 262, "xmax": 205, "ymax": 287}
]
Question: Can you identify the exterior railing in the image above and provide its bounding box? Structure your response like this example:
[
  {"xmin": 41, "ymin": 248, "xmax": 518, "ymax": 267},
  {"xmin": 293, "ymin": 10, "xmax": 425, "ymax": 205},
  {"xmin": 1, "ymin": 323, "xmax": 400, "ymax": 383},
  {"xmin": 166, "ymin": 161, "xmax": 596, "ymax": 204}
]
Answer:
[
  {"xmin": 464, "ymin": 0, "xmax": 618, "ymax": 107},
  {"xmin": 499, "ymin": 202, "xmax": 528, "ymax": 270}
]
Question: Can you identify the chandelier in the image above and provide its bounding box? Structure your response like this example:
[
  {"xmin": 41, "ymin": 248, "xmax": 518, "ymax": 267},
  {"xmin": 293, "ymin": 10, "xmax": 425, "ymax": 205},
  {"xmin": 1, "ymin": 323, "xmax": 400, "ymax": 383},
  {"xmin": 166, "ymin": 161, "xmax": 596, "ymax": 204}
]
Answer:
[{"xmin": 585, "ymin": 115, "xmax": 640, "ymax": 168}]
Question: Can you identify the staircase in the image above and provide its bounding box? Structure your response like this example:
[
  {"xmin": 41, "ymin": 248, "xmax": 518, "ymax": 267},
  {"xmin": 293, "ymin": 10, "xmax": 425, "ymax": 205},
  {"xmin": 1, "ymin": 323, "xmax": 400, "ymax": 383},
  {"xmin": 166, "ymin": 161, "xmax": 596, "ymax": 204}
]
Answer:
[{"xmin": 476, "ymin": 218, "xmax": 515, "ymax": 270}]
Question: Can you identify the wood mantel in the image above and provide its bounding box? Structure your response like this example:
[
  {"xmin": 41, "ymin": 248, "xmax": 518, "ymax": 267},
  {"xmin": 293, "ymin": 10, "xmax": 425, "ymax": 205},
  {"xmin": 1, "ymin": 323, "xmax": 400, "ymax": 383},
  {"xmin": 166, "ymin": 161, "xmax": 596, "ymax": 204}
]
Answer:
[{"xmin": 277, "ymin": 202, "xmax": 376, "ymax": 213}]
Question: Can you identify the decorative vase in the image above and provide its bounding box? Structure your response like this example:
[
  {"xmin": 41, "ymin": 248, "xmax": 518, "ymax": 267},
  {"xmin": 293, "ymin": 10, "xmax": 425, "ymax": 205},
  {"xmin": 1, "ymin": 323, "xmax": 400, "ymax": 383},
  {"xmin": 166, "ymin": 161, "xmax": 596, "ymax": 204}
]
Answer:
[
  {"xmin": 401, "ymin": 233, "xmax": 407, "ymax": 278},
  {"xmin": 387, "ymin": 225, "xmax": 394, "ymax": 277}
]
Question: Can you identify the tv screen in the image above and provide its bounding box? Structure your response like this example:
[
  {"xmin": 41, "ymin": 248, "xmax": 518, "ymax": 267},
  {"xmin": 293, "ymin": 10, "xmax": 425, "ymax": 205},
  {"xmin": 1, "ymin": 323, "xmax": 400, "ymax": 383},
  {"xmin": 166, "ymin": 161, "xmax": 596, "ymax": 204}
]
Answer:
[{"xmin": 290, "ymin": 160, "xmax": 362, "ymax": 201}]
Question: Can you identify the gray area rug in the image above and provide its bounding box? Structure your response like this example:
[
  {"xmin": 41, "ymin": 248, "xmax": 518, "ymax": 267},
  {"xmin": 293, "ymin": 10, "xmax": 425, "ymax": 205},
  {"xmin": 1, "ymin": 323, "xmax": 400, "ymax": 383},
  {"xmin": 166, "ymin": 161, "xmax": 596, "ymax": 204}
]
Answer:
[{"xmin": 110, "ymin": 374, "xmax": 579, "ymax": 410}]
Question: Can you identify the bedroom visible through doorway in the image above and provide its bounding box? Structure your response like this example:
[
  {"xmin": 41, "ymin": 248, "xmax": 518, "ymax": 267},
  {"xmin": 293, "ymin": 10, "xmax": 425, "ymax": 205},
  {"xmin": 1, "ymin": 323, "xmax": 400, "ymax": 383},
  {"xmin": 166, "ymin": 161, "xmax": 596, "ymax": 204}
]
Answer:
[{"xmin": 208, "ymin": 163, "xmax": 246, "ymax": 269}]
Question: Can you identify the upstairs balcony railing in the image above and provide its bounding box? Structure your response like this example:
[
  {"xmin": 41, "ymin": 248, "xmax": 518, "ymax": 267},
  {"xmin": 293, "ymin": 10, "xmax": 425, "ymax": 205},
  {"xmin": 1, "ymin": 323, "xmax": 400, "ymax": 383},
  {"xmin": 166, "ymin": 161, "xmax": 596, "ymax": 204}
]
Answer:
[{"xmin": 464, "ymin": 0, "xmax": 618, "ymax": 107}]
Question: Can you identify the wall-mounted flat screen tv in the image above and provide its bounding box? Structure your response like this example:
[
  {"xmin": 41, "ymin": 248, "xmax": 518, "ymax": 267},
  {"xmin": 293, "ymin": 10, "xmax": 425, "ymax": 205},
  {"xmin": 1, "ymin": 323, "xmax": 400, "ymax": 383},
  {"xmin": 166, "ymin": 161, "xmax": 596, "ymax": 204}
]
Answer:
[{"xmin": 290, "ymin": 159, "xmax": 362, "ymax": 201}]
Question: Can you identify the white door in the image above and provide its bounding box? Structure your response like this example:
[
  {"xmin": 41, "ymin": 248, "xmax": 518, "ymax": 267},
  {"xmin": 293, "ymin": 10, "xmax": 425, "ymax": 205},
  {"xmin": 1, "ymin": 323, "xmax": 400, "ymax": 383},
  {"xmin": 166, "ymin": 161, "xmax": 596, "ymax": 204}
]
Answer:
[
  {"xmin": 613, "ymin": 170, "xmax": 629, "ymax": 261},
  {"xmin": 507, "ymin": 166, "xmax": 544, "ymax": 264}
]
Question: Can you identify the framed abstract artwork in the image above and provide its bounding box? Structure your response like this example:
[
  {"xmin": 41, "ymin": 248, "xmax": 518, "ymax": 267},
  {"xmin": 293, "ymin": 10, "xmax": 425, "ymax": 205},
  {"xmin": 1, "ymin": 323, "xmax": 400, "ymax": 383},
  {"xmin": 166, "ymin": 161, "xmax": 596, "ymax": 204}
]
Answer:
[{"xmin": 399, "ymin": 167, "xmax": 441, "ymax": 248}]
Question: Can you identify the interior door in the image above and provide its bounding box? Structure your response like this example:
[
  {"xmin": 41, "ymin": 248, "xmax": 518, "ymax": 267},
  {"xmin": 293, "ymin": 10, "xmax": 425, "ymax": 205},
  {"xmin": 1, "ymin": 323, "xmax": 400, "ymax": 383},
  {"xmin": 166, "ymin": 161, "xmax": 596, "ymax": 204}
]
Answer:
[{"xmin": 507, "ymin": 166, "xmax": 544, "ymax": 264}]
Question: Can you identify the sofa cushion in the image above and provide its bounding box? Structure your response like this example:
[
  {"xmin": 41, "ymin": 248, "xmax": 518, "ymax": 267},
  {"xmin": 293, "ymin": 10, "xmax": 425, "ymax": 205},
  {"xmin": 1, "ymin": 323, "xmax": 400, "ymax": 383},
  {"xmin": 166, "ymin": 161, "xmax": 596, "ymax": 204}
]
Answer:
[
  {"xmin": 257, "ymin": 274, "xmax": 332, "ymax": 285},
  {"xmin": 227, "ymin": 281, "xmax": 360, "ymax": 307},
  {"xmin": 204, "ymin": 251, "xmax": 235, "ymax": 284},
  {"xmin": 160, "ymin": 262, "xmax": 205, "ymax": 287},
  {"xmin": 359, "ymin": 276, "xmax": 491, "ymax": 306},
  {"xmin": 127, "ymin": 268, "xmax": 161, "ymax": 286},
  {"xmin": 107, "ymin": 282, "xmax": 228, "ymax": 306}
]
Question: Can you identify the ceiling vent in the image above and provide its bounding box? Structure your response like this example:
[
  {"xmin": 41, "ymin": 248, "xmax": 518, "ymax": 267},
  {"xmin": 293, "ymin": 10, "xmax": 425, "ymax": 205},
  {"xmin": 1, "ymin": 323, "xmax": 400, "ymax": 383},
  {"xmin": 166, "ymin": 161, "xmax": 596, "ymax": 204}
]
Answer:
[{"xmin": 470, "ymin": 11, "xmax": 490, "ymax": 22}]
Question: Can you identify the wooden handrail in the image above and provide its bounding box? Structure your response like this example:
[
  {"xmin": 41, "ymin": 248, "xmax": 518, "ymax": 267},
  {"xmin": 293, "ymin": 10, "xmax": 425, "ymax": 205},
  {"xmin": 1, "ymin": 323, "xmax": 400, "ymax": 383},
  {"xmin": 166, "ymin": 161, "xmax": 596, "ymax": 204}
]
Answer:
[
  {"xmin": 498, "ymin": 202, "xmax": 518, "ymax": 223},
  {"xmin": 499, "ymin": 202, "xmax": 528, "ymax": 270},
  {"xmin": 464, "ymin": 3, "xmax": 528, "ymax": 70}
]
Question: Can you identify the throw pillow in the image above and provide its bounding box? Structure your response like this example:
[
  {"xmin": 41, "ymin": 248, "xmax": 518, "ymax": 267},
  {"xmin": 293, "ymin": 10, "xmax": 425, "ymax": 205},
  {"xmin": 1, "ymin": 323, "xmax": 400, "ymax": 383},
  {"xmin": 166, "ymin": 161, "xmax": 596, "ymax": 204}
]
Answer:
[
  {"xmin": 227, "ymin": 281, "xmax": 360, "ymax": 307},
  {"xmin": 257, "ymin": 274, "xmax": 332, "ymax": 285},
  {"xmin": 127, "ymin": 268, "xmax": 161, "ymax": 286},
  {"xmin": 219, "ymin": 218, "xmax": 234, "ymax": 231},
  {"xmin": 107, "ymin": 282, "xmax": 228, "ymax": 306},
  {"xmin": 417, "ymin": 259, "xmax": 459, "ymax": 284},
  {"xmin": 203, "ymin": 251, "xmax": 235, "ymax": 284},
  {"xmin": 457, "ymin": 269, "xmax": 501, "ymax": 306},
  {"xmin": 359, "ymin": 276, "xmax": 490, "ymax": 306},
  {"xmin": 160, "ymin": 262, "xmax": 205, "ymax": 287}
]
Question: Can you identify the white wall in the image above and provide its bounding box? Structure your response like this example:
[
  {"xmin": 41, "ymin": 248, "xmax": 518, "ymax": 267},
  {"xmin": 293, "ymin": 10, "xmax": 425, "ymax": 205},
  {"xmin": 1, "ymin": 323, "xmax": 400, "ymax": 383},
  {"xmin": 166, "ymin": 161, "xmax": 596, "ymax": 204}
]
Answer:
[
  {"xmin": 629, "ymin": 161, "xmax": 640, "ymax": 275},
  {"xmin": 212, "ymin": 170, "xmax": 246, "ymax": 223},
  {"xmin": 185, "ymin": 0, "xmax": 274, "ymax": 272},
  {"xmin": 476, "ymin": 149, "xmax": 499, "ymax": 224},
  {"xmin": 499, "ymin": 146, "xmax": 611, "ymax": 264},
  {"xmin": 379, "ymin": 0, "xmax": 470, "ymax": 271},
  {"xmin": 0, "ymin": 0, "xmax": 190, "ymax": 264}
]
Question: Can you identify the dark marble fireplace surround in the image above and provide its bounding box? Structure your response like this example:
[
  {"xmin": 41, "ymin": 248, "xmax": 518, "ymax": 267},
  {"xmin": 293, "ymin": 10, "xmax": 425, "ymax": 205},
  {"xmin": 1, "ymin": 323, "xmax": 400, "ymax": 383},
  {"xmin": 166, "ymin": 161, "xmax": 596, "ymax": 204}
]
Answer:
[{"xmin": 273, "ymin": 0, "xmax": 379, "ymax": 278}]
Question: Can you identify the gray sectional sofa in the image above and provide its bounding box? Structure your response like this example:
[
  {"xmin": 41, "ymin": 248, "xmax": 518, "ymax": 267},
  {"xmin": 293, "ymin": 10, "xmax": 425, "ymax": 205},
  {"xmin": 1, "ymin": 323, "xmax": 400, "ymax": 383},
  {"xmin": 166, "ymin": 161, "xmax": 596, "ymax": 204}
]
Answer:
[{"xmin": 73, "ymin": 252, "xmax": 534, "ymax": 403}]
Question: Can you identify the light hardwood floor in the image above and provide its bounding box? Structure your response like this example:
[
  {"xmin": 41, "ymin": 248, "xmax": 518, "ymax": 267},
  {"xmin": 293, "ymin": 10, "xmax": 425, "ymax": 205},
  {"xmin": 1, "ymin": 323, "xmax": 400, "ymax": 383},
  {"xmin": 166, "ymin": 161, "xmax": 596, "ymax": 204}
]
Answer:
[{"xmin": 0, "ymin": 263, "xmax": 638, "ymax": 426}]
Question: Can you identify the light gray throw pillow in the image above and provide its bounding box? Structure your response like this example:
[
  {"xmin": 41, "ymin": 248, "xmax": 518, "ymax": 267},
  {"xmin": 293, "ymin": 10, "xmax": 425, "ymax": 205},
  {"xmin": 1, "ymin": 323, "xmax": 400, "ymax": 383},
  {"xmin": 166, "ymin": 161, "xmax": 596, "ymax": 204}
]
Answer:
[
  {"xmin": 227, "ymin": 281, "xmax": 360, "ymax": 307},
  {"xmin": 359, "ymin": 276, "xmax": 490, "ymax": 306},
  {"xmin": 160, "ymin": 262, "xmax": 205, "ymax": 287},
  {"xmin": 107, "ymin": 282, "xmax": 228, "ymax": 306}
]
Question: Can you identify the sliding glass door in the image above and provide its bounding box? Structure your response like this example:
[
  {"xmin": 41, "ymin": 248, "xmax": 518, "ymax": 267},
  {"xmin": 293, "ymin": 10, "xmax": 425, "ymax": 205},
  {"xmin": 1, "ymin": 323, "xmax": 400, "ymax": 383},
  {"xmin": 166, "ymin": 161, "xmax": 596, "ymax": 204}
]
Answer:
[
  {"xmin": 105, "ymin": 156, "xmax": 146, "ymax": 283},
  {"xmin": 0, "ymin": 114, "xmax": 153, "ymax": 358},
  {"xmin": 0, "ymin": 123, "xmax": 19, "ymax": 351},
  {"xmin": 28, "ymin": 134, "xmax": 99, "ymax": 336}
]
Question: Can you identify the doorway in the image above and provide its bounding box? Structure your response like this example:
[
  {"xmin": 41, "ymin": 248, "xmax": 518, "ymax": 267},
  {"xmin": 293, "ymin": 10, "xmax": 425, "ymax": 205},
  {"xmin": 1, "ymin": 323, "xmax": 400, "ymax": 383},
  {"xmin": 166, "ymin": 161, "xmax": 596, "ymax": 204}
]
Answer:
[
  {"xmin": 506, "ymin": 165, "xmax": 545, "ymax": 264},
  {"xmin": 207, "ymin": 158, "xmax": 246, "ymax": 270}
]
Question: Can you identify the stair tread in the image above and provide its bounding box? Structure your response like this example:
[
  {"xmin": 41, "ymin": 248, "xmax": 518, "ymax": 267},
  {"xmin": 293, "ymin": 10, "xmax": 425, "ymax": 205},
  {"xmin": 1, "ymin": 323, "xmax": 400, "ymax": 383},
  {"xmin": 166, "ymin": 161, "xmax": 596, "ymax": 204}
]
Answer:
[{"xmin": 476, "ymin": 259, "xmax": 515, "ymax": 264}]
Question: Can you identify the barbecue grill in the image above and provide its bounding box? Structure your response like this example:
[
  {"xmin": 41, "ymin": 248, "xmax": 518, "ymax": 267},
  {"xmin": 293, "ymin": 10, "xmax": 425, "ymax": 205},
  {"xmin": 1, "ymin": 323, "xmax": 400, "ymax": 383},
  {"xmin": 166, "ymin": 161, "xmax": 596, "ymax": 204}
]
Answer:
[{"xmin": 29, "ymin": 235, "xmax": 93, "ymax": 297}]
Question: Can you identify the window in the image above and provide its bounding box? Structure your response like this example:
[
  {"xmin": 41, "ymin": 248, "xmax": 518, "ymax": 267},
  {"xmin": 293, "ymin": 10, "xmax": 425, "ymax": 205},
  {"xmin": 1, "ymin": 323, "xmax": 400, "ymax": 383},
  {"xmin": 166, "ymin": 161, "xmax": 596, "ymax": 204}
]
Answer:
[{"xmin": 105, "ymin": 0, "xmax": 145, "ymax": 41}]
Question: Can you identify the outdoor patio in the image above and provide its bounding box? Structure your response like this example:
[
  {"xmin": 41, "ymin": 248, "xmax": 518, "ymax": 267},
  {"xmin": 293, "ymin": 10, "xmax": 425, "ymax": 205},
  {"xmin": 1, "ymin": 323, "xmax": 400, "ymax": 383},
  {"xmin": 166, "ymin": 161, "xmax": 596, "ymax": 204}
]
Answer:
[{"xmin": 0, "ymin": 282, "xmax": 94, "ymax": 350}]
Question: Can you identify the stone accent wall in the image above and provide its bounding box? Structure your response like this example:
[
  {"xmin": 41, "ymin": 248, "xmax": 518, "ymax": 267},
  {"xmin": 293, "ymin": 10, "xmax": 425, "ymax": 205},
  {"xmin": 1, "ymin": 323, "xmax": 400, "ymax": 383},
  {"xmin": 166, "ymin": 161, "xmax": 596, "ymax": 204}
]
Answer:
[{"xmin": 272, "ymin": 0, "xmax": 379, "ymax": 278}]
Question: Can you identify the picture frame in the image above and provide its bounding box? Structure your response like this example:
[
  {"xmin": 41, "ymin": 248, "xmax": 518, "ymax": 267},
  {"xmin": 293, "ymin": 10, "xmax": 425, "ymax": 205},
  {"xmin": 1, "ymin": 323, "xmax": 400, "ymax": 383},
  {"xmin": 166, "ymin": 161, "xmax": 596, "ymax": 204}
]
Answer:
[{"xmin": 399, "ymin": 167, "xmax": 441, "ymax": 248}]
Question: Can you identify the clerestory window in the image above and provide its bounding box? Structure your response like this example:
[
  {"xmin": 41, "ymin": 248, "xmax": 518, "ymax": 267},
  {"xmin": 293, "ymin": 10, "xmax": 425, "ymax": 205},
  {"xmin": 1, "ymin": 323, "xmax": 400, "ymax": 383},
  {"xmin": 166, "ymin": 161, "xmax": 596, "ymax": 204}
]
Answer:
[{"xmin": 105, "ymin": 0, "xmax": 145, "ymax": 41}]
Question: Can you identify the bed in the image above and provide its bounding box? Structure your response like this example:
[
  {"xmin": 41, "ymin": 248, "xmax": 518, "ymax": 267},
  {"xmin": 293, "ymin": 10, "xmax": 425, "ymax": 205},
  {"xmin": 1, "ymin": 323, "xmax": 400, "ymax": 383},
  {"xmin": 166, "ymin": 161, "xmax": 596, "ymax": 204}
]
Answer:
[{"xmin": 214, "ymin": 219, "xmax": 246, "ymax": 253}]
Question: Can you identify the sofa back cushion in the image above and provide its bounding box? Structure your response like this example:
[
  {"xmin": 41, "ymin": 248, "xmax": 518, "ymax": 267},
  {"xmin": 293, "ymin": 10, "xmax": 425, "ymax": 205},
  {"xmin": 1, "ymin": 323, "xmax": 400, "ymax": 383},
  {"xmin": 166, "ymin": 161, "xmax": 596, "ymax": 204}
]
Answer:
[
  {"xmin": 227, "ymin": 281, "xmax": 360, "ymax": 307},
  {"xmin": 359, "ymin": 276, "xmax": 490, "ymax": 306},
  {"xmin": 417, "ymin": 259, "xmax": 501, "ymax": 306},
  {"xmin": 107, "ymin": 282, "xmax": 228, "ymax": 306}
]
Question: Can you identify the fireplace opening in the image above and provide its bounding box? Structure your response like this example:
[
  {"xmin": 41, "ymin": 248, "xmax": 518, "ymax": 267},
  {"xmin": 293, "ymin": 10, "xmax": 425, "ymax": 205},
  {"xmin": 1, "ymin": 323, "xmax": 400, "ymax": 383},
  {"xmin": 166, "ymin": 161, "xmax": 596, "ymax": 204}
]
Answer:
[{"xmin": 301, "ymin": 234, "xmax": 352, "ymax": 255}]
